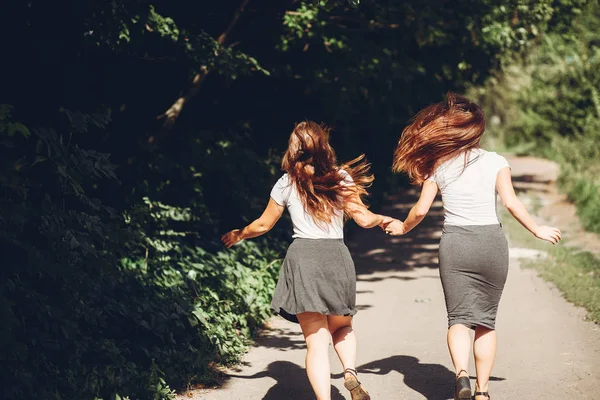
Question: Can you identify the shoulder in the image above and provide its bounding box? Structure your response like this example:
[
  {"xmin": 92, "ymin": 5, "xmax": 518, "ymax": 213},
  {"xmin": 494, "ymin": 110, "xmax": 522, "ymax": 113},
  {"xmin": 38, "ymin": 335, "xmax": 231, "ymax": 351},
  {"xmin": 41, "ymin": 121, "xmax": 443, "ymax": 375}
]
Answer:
[
  {"xmin": 270, "ymin": 174, "xmax": 292, "ymax": 206},
  {"xmin": 272, "ymin": 173, "xmax": 292, "ymax": 192},
  {"xmin": 426, "ymin": 169, "xmax": 437, "ymax": 183},
  {"xmin": 428, "ymin": 157, "xmax": 451, "ymax": 180},
  {"xmin": 482, "ymin": 150, "xmax": 508, "ymax": 163},
  {"xmin": 481, "ymin": 150, "xmax": 510, "ymax": 171},
  {"xmin": 277, "ymin": 173, "xmax": 290, "ymax": 185}
]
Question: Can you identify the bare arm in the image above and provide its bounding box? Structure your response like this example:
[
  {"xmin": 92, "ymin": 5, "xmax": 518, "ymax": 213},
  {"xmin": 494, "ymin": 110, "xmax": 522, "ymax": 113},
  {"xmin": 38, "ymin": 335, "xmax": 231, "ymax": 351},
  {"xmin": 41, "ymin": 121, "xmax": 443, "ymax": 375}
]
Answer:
[
  {"xmin": 221, "ymin": 198, "xmax": 285, "ymax": 248},
  {"xmin": 387, "ymin": 180, "xmax": 438, "ymax": 235},
  {"xmin": 344, "ymin": 193, "xmax": 386, "ymax": 228},
  {"xmin": 496, "ymin": 167, "xmax": 561, "ymax": 244}
]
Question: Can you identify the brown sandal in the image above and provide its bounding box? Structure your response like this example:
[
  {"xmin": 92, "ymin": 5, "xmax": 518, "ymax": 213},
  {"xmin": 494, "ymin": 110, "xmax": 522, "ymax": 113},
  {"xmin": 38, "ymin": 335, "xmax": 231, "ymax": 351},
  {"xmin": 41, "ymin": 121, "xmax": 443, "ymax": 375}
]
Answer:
[
  {"xmin": 474, "ymin": 391, "xmax": 490, "ymax": 399},
  {"xmin": 343, "ymin": 368, "xmax": 371, "ymax": 400}
]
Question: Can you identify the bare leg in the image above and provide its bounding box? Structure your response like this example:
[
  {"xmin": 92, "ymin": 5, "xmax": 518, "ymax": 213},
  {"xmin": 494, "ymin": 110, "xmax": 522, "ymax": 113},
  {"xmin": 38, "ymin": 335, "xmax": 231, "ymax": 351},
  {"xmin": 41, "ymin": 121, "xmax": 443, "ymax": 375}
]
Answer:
[
  {"xmin": 327, "ymin": 315, "xmax": 356, "ymax": 378},
  {"xmin": 473, "ymin": 327, "xmax": 497, "ymax": 397},
  {"xmin": 328, "ymin": 315, "xmax": 370, "ymax": 399},
  {"xmin": 297, "ymin": 312, "xmax": 331, "ymax": 400},
  {"xmin": 447, "ymin": 324, "xmax": 471, "ymax": 377}
]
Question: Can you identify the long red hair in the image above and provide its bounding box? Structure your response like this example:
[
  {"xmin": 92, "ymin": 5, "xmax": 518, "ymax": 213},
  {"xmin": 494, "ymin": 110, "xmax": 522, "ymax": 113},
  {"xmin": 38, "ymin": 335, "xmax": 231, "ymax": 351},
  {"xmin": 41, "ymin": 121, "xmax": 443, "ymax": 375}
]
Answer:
[
  {"xmin": 282, "ymin": 121, "xmax": 373, "ymax": 224},
  {"xmin": 393, "ymin": 92, "xmax": 486, "ymax": 184}
]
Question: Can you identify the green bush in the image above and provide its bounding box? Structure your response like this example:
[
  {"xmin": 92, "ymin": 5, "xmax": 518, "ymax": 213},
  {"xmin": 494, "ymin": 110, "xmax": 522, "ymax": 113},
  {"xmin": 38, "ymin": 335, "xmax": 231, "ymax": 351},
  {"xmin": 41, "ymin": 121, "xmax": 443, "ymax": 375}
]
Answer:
[
  {"xmin": 0, "ymin": 106, "xmax": 284, "ymax": 400},
  {"xmin": 469, "ymin": 1, "xmax": 600, "ymax": 233},
  {"xmin": 552, "ymin": 116, "xmax": 600, "ymax": 232}
]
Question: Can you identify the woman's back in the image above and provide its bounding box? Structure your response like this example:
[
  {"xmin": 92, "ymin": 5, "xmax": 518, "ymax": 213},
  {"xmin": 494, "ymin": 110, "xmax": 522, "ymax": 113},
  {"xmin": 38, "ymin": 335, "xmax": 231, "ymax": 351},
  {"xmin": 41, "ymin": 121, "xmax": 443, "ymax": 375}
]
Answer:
[
  {"xmin": 428, "ymin": 149, "xmax": 509, "ymax": 226},
  {"xmin": 270, "ymin": 170, "xmax": 352, "ymax": 239}
]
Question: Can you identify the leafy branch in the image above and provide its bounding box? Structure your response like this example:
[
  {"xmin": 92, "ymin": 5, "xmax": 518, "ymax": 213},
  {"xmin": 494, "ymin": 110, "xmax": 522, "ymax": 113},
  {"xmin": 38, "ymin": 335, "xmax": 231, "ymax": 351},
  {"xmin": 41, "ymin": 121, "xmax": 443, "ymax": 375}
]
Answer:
[{"xmin": 156, "ymin": 0, "xmax": 251, "ymax": 130}]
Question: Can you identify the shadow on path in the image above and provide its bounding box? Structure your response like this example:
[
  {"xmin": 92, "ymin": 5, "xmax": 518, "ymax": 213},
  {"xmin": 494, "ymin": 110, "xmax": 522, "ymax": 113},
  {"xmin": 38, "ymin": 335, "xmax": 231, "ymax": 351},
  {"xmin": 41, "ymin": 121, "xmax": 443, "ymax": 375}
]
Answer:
[
  {"xmin": 349, "ymin": 355, "xmax": 504, "ymax": 400},
  {"xmin": 352, "ymin": 355, "xmax": 455, "ymax": 399},
  {"xmin": 254, "ymin": 327, "xmax": 306, "ymax": 351},
  {"xmin": 229, "ymin": 360, "xmax": 346, "ymax": 400},
  {"xmin": 346, "ymin": 188, "xmax": 445, "ymax": 279}
]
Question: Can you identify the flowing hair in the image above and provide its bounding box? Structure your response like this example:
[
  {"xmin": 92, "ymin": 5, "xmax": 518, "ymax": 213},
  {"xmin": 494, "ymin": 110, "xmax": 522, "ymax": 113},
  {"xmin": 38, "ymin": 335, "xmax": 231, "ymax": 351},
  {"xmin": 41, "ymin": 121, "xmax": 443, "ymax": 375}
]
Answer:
[
  {"xmin": 281, "ymin": 121, "xmax": 373, "ymax": 224},
  {"xmin": 392, "ymin": 92, "xmax": 486, "ymax": 185}
]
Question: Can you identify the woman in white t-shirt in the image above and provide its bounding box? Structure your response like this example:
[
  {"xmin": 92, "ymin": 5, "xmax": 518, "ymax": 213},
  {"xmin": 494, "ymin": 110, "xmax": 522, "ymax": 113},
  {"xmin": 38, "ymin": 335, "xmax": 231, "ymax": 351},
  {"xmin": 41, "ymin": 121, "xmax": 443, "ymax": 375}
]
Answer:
[
  {"xmin": 384, "ymin": 93, "xmax": 561, "ymax": 400},
  {"xmin": 222, "ymin": 121, "xmax": 388, "ymax": 400}
]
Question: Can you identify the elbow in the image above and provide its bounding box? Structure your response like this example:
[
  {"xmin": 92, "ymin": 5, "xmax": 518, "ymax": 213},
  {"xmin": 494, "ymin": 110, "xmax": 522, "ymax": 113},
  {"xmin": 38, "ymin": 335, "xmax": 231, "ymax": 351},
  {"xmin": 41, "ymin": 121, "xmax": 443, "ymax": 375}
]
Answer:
[
  {"xmin": 351, "ymin": 211, "xmax": 372, "ymax": 228},
  {"xmin": 503, "ymin": 199, "xmax": 520, "ymax": 213},
  {"xmin": 412, "ymin": 200, "xmax": 431, "ymax": 219},
  {"xmin": 255, "ymin": 221, "xmax": 272, "ymax": 234},
  {"xmin": 414, "ymin": 206, "xmax": 429, "ymax": 218},
  {"xmin": 353, "ymin": 215, "xmax": 369, "ymax": 228},
  {"xmin": 259, "ymin": 224, "xmax": 272, "ymax": 234},
  {"xmin": 414, "ymin": 209, "xmax": 428, "ymax": 218}
]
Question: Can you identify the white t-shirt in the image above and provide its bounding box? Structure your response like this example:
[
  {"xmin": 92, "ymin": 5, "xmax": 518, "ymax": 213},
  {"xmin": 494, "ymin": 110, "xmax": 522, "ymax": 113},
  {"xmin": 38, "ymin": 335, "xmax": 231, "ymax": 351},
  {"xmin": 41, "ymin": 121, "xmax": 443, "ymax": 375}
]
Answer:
[
  {"xmin": 270, "ymin": 171, "xmax": 352, "ymax": 239},
  {"xmin": 427, "ymin": 149, "xmax": 510, "ymax": 226}
]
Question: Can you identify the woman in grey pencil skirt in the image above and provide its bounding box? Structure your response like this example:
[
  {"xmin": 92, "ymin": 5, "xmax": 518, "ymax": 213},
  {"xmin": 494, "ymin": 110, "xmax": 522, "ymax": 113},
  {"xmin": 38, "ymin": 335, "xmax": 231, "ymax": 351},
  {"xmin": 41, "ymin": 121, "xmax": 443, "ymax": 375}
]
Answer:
[
  {"xmin": 383, "ymin": 93, "xmax": 562, "ymax": 400},
  {"xmin": 222, "ymin": 121, "xmax": 390, "ymax": 400}
]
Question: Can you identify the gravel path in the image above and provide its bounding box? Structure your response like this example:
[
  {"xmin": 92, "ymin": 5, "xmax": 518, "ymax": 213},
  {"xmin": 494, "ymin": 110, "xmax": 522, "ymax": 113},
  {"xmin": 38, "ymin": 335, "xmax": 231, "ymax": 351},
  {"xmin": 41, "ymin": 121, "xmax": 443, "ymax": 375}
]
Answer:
[{"xmin": 179, "ymin": 157, "xmax": 600, "ymax": 400}]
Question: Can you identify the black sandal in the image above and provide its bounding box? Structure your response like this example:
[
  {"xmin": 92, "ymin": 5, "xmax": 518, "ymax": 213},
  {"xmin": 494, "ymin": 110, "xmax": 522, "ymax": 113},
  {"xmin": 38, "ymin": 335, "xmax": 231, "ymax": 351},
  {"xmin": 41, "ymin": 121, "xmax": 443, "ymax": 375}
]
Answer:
[
  {"xmin": 474, "ymin": 392, "xmax": 490, "ymax": 399},
  {"xmin": 454, "ymin": 370, "xmax": 471, "ymax": 400},
  {"xmin": 343, "ymin": 368, "xmax": 371, "ymax": 400}
]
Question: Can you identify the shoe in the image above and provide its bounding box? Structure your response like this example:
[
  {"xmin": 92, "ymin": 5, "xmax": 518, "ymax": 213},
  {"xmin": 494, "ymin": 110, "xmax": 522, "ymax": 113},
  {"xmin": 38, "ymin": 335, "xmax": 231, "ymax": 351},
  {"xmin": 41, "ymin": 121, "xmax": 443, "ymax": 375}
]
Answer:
[
  {"xmin": 343, "ymin": 368, "xmax": 371, "ymax": 400},
  {"xmin": 474, "ymin": 391, "xmax": 490, "ymax": 399},
  {"xmin": 454, "ymin": 370, "xmax": 471, "ymax": 400}
]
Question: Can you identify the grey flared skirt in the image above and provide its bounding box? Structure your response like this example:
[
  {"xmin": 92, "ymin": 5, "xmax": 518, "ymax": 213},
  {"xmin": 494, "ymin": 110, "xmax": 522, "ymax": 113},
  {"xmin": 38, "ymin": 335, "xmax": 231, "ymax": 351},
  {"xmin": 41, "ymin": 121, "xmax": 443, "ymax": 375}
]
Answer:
[
  {"xmin": 271, "ymin": 238, "xmax": 357, "ymax": 324},
  {"xmin": 439, "ymin": 224, "xmax": 509, "ymax": 330}
]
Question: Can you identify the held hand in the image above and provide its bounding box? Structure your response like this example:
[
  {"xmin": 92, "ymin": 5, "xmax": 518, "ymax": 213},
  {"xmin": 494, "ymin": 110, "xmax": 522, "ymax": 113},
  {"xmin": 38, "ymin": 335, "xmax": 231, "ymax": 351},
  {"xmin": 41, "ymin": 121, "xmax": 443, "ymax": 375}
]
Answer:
[
  {"xmin": 221, "ymin": 229, "xmax": 243, "ymax": 248},
  {"xmin": 534, "ymin": 225, "xmax": 562, "ymax": 245},
  {"xmin": 384, "ymin": 219, "xmax": 405, "ymax": 236},
  {"xmin": 379, "ymin": 215, "xmax": 395, "ymax": 230}
]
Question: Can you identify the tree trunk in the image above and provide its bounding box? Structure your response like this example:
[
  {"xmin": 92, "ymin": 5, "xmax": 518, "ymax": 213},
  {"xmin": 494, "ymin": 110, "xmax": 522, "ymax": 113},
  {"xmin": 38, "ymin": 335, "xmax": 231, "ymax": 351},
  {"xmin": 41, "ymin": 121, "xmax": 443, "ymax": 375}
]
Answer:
[{"xmin": 156, "ymin": 0, "xmax": 250, "ymax": 131}]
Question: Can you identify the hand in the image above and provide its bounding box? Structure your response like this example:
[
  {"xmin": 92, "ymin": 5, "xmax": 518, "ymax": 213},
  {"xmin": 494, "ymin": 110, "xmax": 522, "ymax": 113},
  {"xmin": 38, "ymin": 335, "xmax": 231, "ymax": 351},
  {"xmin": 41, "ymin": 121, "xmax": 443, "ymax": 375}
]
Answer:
[
  {"xmin": 379, "ymin": 215, "xmax": 395, "ymax": 230},
  {"xmin": 534, "ymin": 225, "xmax": 562, "ymax": 245},
  {"xmin": 221, "ymin": 229, "xmax": 243, "ymax": 248},
  {"xmin": 384, "ymin": 219, "xmax": 405, "ymax": 236}
]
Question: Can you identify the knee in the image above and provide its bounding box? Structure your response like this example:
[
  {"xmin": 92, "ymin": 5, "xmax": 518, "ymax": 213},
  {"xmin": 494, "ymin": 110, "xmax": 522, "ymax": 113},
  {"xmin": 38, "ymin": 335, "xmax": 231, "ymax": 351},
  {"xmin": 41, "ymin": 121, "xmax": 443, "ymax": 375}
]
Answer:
[{"xmin": 305, "ymin": 327, "xmax": 331, "ymax": 351}]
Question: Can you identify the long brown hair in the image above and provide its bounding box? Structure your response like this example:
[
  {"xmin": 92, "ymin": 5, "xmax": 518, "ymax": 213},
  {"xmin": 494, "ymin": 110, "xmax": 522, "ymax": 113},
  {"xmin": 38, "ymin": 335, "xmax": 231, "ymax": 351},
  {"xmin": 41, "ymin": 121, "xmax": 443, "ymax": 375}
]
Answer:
[
  {"xmin": 392, "ymin": 92, "xmax": 486, "ymax": 184},
  {"xmin": 282, "ymin": 121, "xmax": 373, "ymax": 224}
]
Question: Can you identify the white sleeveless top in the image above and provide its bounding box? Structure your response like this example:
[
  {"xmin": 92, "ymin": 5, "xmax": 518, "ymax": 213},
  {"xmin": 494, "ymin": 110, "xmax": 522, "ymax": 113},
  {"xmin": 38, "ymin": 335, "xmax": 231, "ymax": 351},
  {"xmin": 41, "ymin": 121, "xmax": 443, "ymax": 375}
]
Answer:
[
  {"xmin": 270, "ymin": 171, "xmax": 352, "ymax": 239},
  {"xmin": 427, "ymin": 149, "xmax": 510, "ymax": 226}
]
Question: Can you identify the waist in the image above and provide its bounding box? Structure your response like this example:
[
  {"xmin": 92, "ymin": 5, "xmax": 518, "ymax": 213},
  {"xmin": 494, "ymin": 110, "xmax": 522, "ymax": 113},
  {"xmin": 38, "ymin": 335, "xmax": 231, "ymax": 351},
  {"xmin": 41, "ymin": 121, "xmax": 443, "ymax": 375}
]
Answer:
[
  {"xmin": 442, "ymin": 224, "xmax": 502, "ymax": 235},
  {"xmin": 292, "ymin": 238, "xmax": 345, "ymax": 244},
  {"xmin": 443, "ymin": 213, "xmax": 501, "ymax": 226}
]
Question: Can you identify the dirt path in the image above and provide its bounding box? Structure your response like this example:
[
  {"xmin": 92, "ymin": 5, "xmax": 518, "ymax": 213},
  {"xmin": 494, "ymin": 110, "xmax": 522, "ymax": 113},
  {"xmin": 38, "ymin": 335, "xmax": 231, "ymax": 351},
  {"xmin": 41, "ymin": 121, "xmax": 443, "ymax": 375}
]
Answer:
[{"xmin": 179, "ymin": 157, "xmax": 600, "ymax": 400}]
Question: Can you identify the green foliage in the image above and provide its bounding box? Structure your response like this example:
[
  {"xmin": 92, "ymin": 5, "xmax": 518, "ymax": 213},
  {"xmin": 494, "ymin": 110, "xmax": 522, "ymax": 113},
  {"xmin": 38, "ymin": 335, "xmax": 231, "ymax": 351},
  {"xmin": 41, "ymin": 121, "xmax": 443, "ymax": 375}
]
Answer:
[
  {"xmin": 0, "ymin": 106, "xmax": 284, "ymax": 399},
  {"xmin": 275, "ymin": 0, "xmax": 590, "ymax": 190},
  {"xmin": 470, "ymin": 1, "xmax": 600, "ymax": 233},
  {"xmin": 147, "ymin": 5, "xmax": 181, "ymax": 42},
  {"xmin": 84, "ymin": 2, "xmax": 269, "ymax": 79},
  {"xmin": 280, "ymin": 0, "xmax": 587, "ymax": 78}
]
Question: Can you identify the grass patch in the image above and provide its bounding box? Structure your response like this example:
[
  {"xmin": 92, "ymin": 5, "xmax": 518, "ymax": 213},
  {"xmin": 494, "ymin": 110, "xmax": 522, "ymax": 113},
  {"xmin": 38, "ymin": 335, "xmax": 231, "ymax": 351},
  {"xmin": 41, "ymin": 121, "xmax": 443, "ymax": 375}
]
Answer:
[
  {"xmin": 500, "ymin": 210, "xmax": 600, "ymax": 323},
  {"xmin": 558, "ymin": 172, "xmax": 600, "ymax": 235}
]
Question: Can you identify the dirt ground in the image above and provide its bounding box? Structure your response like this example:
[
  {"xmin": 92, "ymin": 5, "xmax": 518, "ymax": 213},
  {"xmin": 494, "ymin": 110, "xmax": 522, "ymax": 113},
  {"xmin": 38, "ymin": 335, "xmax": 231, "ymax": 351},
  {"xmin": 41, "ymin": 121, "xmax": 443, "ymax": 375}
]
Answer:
[{"xmin": 178, "ymin": 156, "xmax": 600, "ymax": 400}]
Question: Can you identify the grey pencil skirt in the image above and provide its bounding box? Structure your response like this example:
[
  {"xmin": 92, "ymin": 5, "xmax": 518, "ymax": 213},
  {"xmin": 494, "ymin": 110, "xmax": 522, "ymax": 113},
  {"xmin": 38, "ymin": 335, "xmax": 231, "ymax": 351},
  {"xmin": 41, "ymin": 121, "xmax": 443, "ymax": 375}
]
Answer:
[
  {"xmin": 271, "ymin": 238, "xmax": 357, "ymax": 324},
  {"xmin": 439, "ymin": 224, "xmax": 509, "ymax": 330}
]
